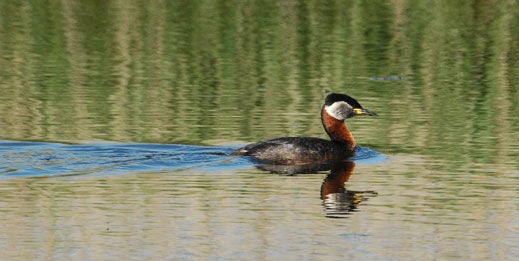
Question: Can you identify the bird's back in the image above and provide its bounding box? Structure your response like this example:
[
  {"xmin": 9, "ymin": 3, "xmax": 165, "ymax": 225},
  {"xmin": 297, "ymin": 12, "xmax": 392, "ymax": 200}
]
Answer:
[{"xmin": 231, "ymin": 137, "xmax": 354, "ymax": 164}]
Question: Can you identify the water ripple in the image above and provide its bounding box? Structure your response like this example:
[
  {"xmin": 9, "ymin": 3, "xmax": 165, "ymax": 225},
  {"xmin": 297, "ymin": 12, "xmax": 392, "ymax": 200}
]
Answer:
[{"xmin": 0, "ymin": 140, "xmax": 241, "ymax": 179}]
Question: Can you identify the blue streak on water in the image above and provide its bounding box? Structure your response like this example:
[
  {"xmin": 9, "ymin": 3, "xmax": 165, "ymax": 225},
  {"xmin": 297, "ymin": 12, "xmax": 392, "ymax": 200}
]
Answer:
[
  {"xmin": 0, "ymin": 141, "xmax": 385, "ymax": 179},
  {"xmin": 0, "ymin": 141, "xmax": 245, "ymax": 179},
  {"xmin": 351, "ymin": 146, "xmax": 387, "ymax": 164}
]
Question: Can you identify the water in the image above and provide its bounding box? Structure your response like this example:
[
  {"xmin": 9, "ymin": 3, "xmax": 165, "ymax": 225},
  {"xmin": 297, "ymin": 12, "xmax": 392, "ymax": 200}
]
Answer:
[
  {"xmin": 1, "ymin": 1, "xmax": 519, "ymax": 260},
  {"xmin": 0, "ymin": 141, "xmax": 240, "ymax": 179}
]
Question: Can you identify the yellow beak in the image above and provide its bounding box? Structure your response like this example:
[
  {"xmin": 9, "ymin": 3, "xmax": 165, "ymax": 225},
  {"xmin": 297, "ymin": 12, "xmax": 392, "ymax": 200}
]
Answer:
[{"xmin": 353, "ymin": 108, "xmax": 377, "ymax": 116}]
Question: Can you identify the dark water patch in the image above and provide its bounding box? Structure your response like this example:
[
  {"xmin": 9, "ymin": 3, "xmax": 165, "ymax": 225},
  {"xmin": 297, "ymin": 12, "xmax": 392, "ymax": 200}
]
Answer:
[{"xmin": 369, "ymin": 75, "xmax": 407, "ymax": 81}]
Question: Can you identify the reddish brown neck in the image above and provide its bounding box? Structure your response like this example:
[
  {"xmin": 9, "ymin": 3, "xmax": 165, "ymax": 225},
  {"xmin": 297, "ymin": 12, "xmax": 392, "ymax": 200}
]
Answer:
[
  {"xmin": 321, "ymin": 107, "xmax": 356, "ymax": 148},
  {"xmin": 321, "ymin": 162, "xmax": 355, "ymax": 199}
]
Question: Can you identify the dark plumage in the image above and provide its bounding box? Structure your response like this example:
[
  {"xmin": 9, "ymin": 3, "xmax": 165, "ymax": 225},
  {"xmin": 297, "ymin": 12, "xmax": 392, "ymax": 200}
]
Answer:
[{"xmin": 232, "ymin": 137, "xmax": 354, "ymax": 165}]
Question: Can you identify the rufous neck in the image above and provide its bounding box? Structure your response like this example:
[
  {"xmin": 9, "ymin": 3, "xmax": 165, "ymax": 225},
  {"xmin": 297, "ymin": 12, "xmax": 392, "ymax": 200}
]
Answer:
[{"xmin": 321, "ymin": 107, "xmax": 356, "ymax": 148}]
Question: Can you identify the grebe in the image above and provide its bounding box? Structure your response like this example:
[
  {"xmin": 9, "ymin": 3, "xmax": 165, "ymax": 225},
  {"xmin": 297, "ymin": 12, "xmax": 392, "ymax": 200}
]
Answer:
[{"xmin": 232, "ymin": 92, "xmax": 377, "ymax": 164}]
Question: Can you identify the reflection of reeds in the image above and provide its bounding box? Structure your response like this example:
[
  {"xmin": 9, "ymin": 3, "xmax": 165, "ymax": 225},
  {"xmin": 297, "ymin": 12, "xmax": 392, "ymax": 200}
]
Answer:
[{"xmin": 0, "ymin": 1, "xmax": 517, "ymax": 163}]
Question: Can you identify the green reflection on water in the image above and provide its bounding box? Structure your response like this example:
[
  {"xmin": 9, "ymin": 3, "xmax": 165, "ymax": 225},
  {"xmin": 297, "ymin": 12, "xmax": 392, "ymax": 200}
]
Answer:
[
  {"xmin": 0, "ymin": 0, "xmax": 518, "ymax": 164},
  {"xmin": 1, "ymin": 2, "xmax": 519, "ymax": 260}
]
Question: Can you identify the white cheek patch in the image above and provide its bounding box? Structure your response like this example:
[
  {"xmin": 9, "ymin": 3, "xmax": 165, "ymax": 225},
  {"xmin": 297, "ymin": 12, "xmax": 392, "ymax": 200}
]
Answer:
[{"xmin": 325, "ymin": 101, "xmax": 352, "ymax": 120}]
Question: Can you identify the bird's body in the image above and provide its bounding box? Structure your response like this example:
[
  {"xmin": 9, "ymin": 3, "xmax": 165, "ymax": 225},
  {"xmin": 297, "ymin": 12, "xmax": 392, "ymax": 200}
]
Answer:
[
  {"xmin": 232, "ymin": 92, "xmax": 376, "ymax": 165},
  {"xmin": 232, "ymin": 137, "xmax": 354, "ymax": 165}
]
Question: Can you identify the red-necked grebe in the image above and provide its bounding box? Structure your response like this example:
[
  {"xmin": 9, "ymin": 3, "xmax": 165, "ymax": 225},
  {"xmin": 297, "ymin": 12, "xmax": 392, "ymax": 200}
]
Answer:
[{"xmin": 232, "ymin": 92, "xmax": 377, "ymax": 164}]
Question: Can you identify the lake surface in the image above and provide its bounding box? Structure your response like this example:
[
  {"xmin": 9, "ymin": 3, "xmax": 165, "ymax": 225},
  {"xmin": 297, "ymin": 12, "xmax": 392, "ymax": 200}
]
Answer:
[{"xmin": 1, "ymin": 1, "xmax": 518, "ymax": 260}]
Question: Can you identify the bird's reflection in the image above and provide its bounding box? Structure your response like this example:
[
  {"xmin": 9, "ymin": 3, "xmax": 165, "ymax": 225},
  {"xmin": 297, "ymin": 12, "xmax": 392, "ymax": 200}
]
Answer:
[
  {"xmin": 320, "ymin": 161, "xmax": 377, "ymax": 218},
  {"xmin": 257, "ymin": 161, "xmax": 377, "ymax": 218}
]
